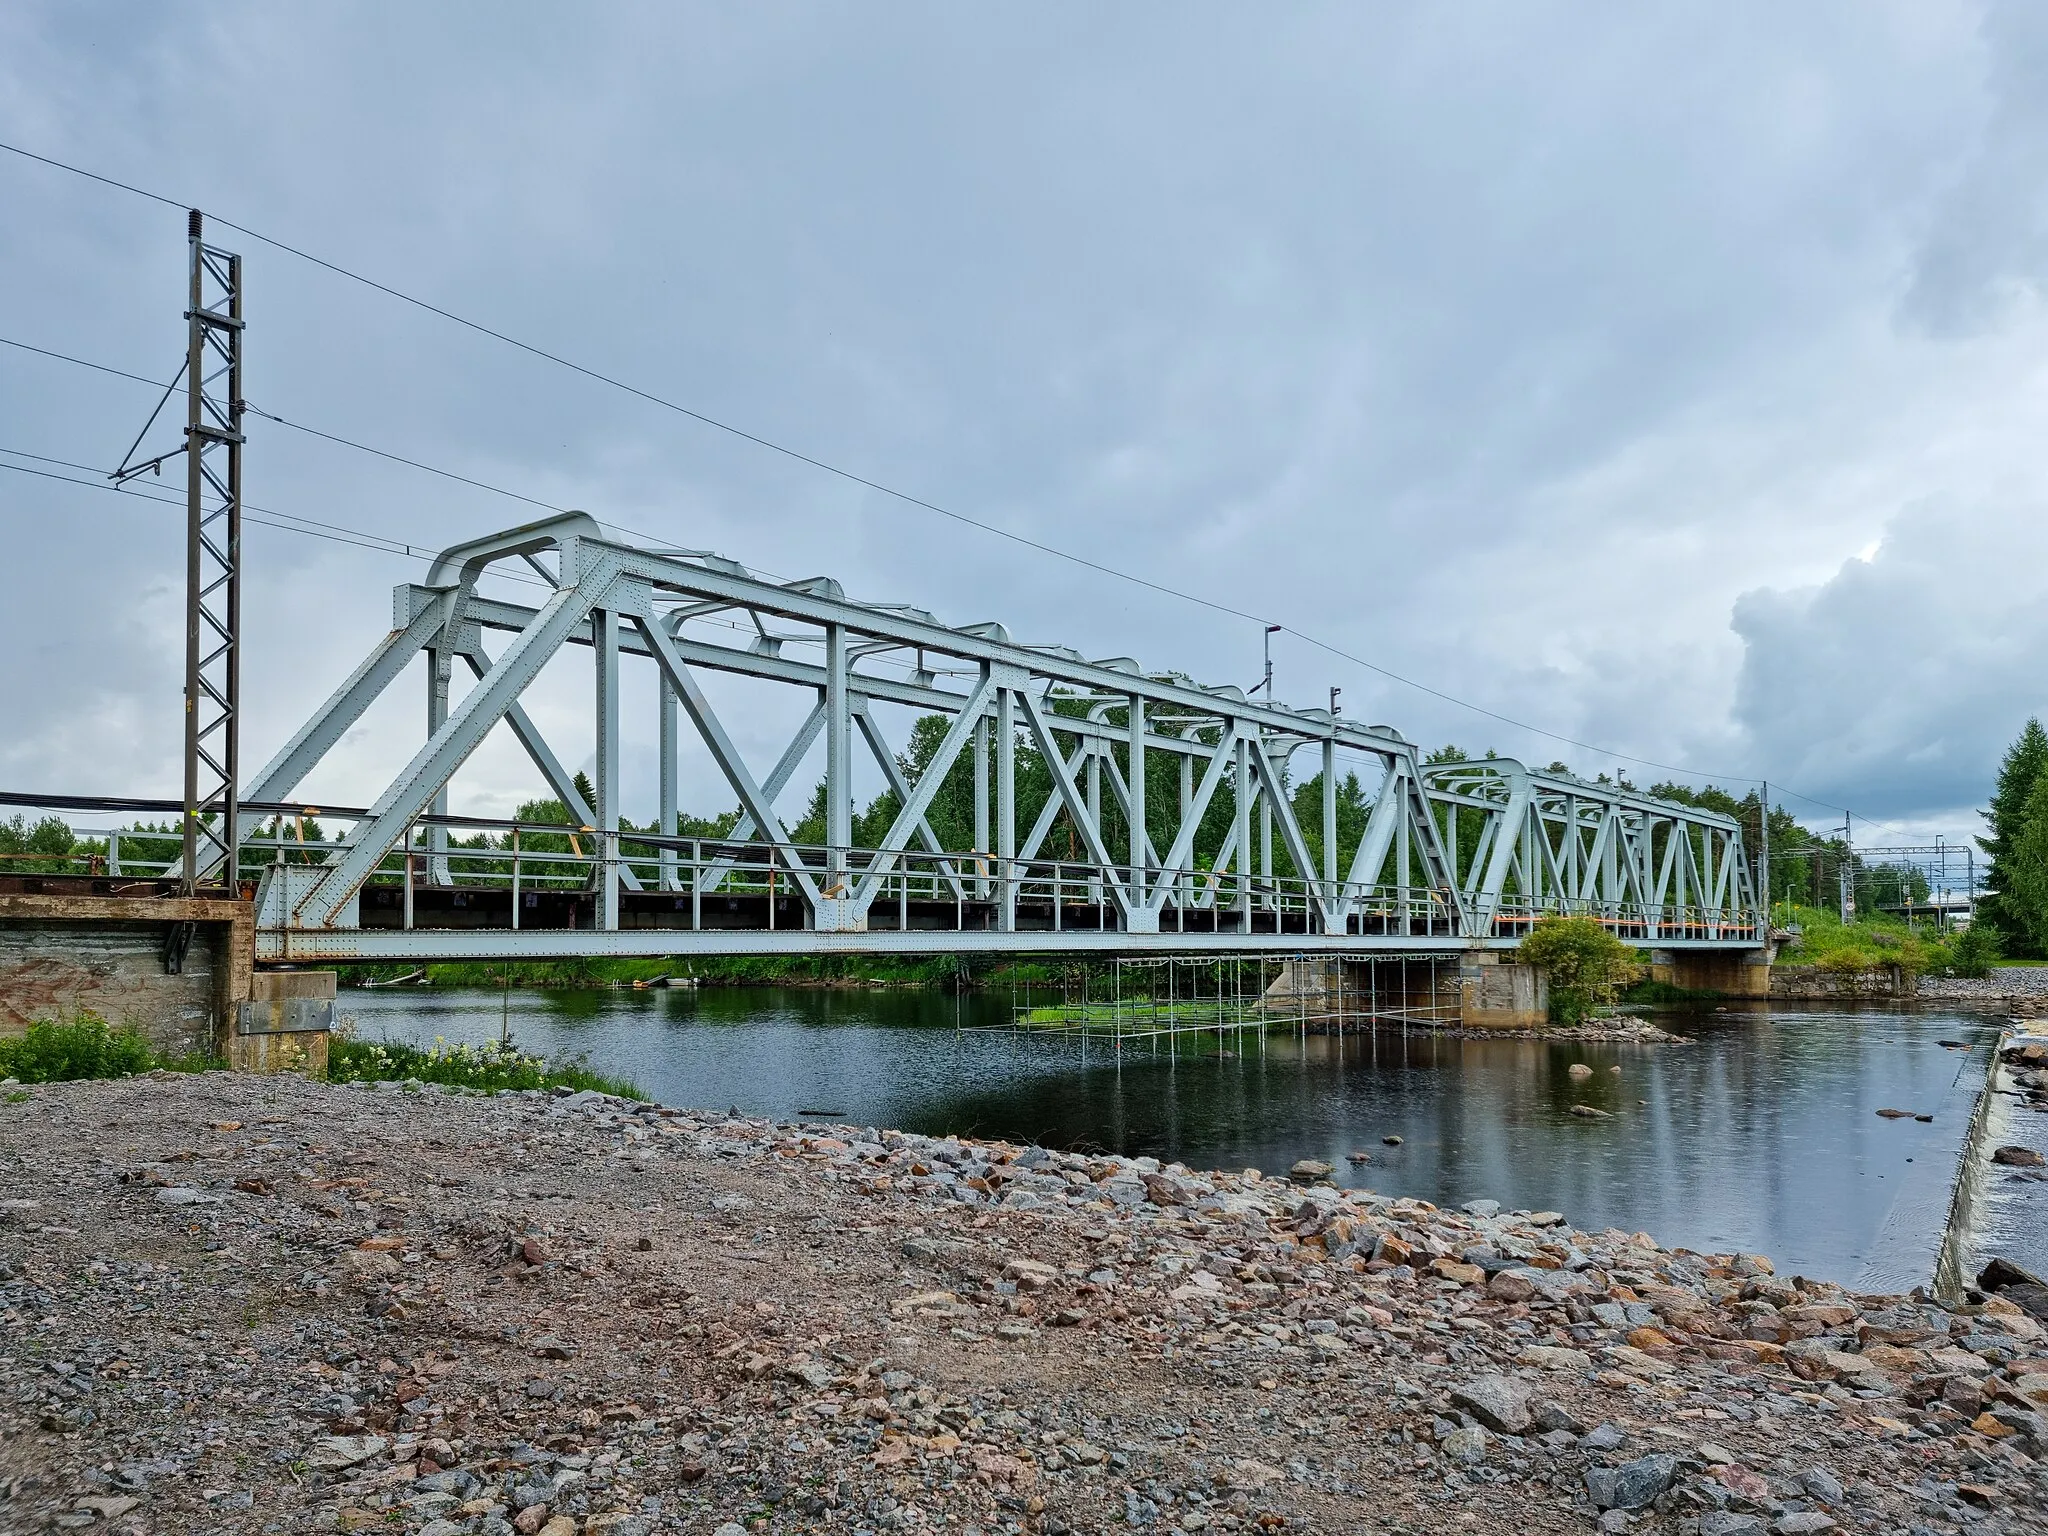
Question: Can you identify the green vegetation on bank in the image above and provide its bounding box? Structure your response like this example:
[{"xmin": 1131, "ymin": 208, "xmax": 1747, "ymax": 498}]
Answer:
[
  {"xmin": 0, "ymin": 1014, "xmax": 217, "ymax": 1084},
  {"xmin": 1981, "ymin": 718, "xmax": 2048, "ymax": 960},
  {"xmin": 0, "ymin": 1010, "xmax": 640, "ymax": 1099},
  {"xmin": 337, "ymin": 953, "xmax": 1071, "ymax": 990},
  {"xmin": 1774, "ymin": 902, "xmax": 1995, "ymax": 978},
  {"xmin": 1619, "ymin": 977, "xmax": 1723, "ymax": 1006},
  {"xmin": 327, "ymin": 1033, "xmax": 642, "ymax": 1098}
]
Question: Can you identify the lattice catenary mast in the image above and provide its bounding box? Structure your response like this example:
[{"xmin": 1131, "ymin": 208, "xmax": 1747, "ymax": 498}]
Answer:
[{"xmin": 180, "ymin": 210, "xmax": 244, "ymax": 891}]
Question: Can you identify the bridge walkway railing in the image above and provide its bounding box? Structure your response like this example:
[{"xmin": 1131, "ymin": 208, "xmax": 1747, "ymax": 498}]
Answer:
[{"xmin": 24, "ymin": 816, "xmax": 1761, "ymax": 946}]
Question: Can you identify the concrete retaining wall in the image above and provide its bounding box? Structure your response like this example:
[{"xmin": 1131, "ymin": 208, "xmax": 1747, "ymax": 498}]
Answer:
[
  {"xmin": 0, "ymin": 893, "xmax": 253, "ymax": 1059},
  {"xmin": 1769, "ymin": 963, "xmax": 1916, "ymax": 1000}
]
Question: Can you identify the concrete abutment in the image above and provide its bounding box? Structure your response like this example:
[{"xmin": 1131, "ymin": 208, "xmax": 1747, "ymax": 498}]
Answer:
[{"xmin": 0, "ymin": 891, "xmax": 332, "ymax": 1073}]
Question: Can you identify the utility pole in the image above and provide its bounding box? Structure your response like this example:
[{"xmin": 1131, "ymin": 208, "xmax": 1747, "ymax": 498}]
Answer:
[
  {"xmin": 1258, "ymin": 625, "xmax": 1281, "ymax": 697},
  {"xmin": 1838, "ymin": 813, "xmax": 1852, "ymax": 924},
  {"xmin": 1759, "ymin": 779, "xmax": 1770, "ymax": 930},
  {"xmin": 1329, "ymin": 686, "xmax": 1341, "ymax": 717},
  {"xmin": 180, "ymin": 210, "xmax": 245, "ymax": 891}
]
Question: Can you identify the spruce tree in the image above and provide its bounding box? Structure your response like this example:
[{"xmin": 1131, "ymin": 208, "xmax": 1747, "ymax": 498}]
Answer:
[
  {"xmin": 2004, "ymin": 771, "xmax": 2048, "ymax": 957},
  {"xmin": 1978, "ymin": 718, "xmax": 2048, "ymax": 956}
]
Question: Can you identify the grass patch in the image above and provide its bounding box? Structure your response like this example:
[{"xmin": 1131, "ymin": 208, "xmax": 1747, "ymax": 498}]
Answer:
[
  {"xmin": 326, "ymin": 1034, "xmax": 643, "ymax": 1098},
  {"xmin": 1773, "ymin": 903, "xmax": 1990, "ymax": 976},
  {"xmin": 0, "ymin": 1012, "xmax": 218, "ymax": 1084}
]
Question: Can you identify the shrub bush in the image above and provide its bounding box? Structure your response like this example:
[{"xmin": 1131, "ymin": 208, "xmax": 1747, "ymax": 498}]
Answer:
[
  {"xmin": 327, "ymin": 1033, "xmax": 641, "ymax": 1098},
  {"xmin": 0, "ymin": 1013, "xmax": 162, "ymax": 1083},
  {"xmin": 1516, "ymin": 916, "xmax": 1643, "ymax": 1025}
]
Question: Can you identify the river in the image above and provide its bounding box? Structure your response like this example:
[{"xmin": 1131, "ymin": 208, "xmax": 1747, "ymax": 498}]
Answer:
[{"xmin": 343, "ymin": 985, "xmax": 1999, "ymax": 1288}]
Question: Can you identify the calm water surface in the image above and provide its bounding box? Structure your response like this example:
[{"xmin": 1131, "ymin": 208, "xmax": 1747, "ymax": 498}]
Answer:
[{"xmin": 344, "ymin": 985, "xmax": 1997, "ymax": 1287}]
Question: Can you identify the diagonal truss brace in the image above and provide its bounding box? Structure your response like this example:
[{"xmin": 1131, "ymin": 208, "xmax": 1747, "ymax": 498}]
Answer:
[
  {"xmin": 296, "ymin": 558, "xmax": 626, "ymax": 928},
  {"xmin": 630, "ymin": 603, "xmax": 822, "ymax": 908}
]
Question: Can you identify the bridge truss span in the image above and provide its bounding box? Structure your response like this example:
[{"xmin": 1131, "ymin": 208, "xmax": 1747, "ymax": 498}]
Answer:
[
  {"xmin": 1422, "ymin": 758, "xmax": 1760, "ymax": 944},
  {"xmin": 236, "ymin": 516, "xmax": 1761, "ymax": 961}
]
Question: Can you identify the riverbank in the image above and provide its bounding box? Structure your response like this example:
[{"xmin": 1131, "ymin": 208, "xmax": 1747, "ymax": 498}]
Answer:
[
  {"xmin": 1918, "ymin": 970, "xmax": 2048, "ymax": 1017},
  {"xmin": 4, "ymin": 1076, "xmax": 2045, "ymax": 1535}
]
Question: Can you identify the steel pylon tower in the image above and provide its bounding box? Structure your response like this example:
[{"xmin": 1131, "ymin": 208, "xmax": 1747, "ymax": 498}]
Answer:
[{"xmin": 181, "ymin": 210, "xmax": 244, "ymax": 891}]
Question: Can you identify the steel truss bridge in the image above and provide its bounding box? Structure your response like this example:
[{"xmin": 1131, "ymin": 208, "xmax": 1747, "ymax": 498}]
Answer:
[{"xmin": 140, "ymin": 515, "xmax": 1761, "ymax": 962}]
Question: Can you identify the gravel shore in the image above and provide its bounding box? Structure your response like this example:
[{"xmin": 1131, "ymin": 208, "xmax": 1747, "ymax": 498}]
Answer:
[
  {"xmin": 1918, "ymin": 970, "xmax": 2048, "ymax": 1014},
  {"xmin": 3, "ymin": 1073, "xmax": 2046, "ymax": 1536}
]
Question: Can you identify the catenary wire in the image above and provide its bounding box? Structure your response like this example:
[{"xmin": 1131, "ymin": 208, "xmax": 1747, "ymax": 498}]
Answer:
[
  {"xmin": 0, "ymin": 139, "xmax": 1916, "ymax": 829},
  {"xmin": 0, "ymin": 319, "xmax": 1911, "ymax": 831},
  {"xmin": 0, "ymin": 447, "xmax": 835, "ymax": 656}
]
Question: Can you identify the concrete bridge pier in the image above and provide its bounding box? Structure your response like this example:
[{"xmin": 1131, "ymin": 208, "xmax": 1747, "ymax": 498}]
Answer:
[
  {"xmin": 1648, "ymin": 947, "xmax": 1772, "ymax": 998},
  {"xmin": 1457, "ymin": 950, "xmax": 1549, "ymax": 1030}
]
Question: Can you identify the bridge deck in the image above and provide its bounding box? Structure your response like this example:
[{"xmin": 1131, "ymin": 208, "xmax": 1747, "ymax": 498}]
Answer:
[{"xmin": 250, "ymin": 873, "xmax": 1760, "ymax": 962}]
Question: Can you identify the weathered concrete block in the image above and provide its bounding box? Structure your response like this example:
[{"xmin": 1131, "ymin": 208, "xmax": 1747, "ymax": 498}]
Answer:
[
  {"xmin": 1459, "ymin": 954, "xmax": 1548, "ymax": 1029},
  {"xmin": 0, "ymin": 892, "xmax": 252, "ymax": 1060},
  {"xmin": 232, "ymin": 969, "xmax": 337, "ymax": 1075}
]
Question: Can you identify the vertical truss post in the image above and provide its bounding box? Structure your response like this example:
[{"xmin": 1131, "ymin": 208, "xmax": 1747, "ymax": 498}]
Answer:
[
  {"xmin": 973, "ymin": 714, "xmax": 990, "ymax": 899},
  {"xmin": 1397, "ymin": 792, "xmax": 1412, "ymax": 935},
  {"xmin": 1322, "ymin": 739, "xmax": 1337, "ymax": 911},
  {"xmin": 996, "ymin": 685, "xmax": 1016, "ymax": 930},
  {"xmin": 426, "ymin": 614, "xmax": 454, "ymax": 885},
  {"xmin": 594, "ymin": 606, "xmax": 620, "ymax": 929},
  {"xmin": 1259, "ymin": 768, "xmax": 1272, "ymax": 910},
  {"xmin": 1086, "ymin": 740, "xmax": 1103, "ymax": 906},
  {"xmin": 1234, "ymin": 731, "xmax": 1251, "ymax": 928},
  {"xmin": 1127, "ymin": 697, "xmax": 1145, "ymax": 907},
  {"xmin": 180, "ymin": 210, "xmax": 243, "ymax": 892},
  {"xmin": 825, "ymin": 623, "xmax": 852, "ymax": 891},
  {"xmin": 1179, "ymin": 749, "xmax": 1194, "ymax": 910},
  {"xmin": 658, "ymin": 677, "xmax": 679, "ymax": 890}
]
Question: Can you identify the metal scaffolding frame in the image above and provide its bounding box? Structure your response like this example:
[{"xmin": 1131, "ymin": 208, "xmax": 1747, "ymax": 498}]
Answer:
[{"xmin": 231, "ymin": 515, "xmax": 1762, "ymax": 960}]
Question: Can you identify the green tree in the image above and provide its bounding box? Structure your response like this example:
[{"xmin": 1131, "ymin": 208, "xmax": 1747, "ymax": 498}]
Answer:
[
  {"xmin": 1517, "ymin": 915, "xmax": 1643, "ymax": 1025},
  {"xmin": 1947, "ymin": 921, "xmax": 1999, "ymax": 980},
  {"xmin": 1979, "ymin": 718, "xmax": 2048, "ymax": 956},
  {"xmin": 2001, "ymin": 769, "xmax": 2048, "ymax": 957},
  {"xmin": 1289, "ymin": 769, "xmax": 1371, "ymax": 882},
  {"xmin": 0, "ymin": 814, "xmax": 77, "ymax": 873}
]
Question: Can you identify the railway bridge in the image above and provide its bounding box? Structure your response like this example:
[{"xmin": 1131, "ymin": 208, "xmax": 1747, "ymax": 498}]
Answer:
[
  {"xmin": 241, "ymin": 515, "xmax": 1764, "ymax": 980},
  {"xmin": 1, "ymin": 515, "xmax": 1771, "ymax": 1050}
]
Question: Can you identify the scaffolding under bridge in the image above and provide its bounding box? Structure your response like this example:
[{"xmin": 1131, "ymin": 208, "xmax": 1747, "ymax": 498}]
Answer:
[{"xmin": 983, "ymin": 953, "xmax": 1459, "ymax": 1057}]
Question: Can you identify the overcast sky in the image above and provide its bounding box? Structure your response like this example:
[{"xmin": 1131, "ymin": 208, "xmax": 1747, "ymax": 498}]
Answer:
[{"xmin": 3, "ymin": 2, "xmax": 2046, "ymax": 846}]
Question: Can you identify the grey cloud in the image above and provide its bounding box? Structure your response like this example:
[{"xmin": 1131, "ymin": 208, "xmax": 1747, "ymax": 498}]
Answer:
[
  {"xmin": 1730, "ymin": 502, "xmax": 2048, "ymax": 824},
  {"xmin": 0, "ymin": 2, "xmax": 2037, "ymax": 833},
  {"xmin": 1903, "ymin": 0, "xmax": 2048, "ymax": 334}
]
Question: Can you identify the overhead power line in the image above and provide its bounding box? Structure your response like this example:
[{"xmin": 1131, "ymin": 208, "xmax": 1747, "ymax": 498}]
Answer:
[
  {"xmin": 0, "ymin": 137, "xmax": 1914, "ymax": 830},
  {"xmin": 0, "ymin": 446, "xmax": 868, "ymax": 659}
]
